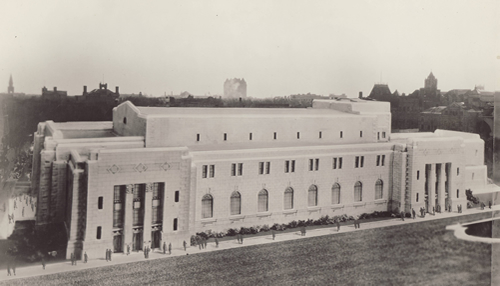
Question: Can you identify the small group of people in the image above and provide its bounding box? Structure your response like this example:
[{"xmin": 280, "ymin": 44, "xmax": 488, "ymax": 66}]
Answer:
[
  {"xmin": 353, "ymin": 216, "xmax": 361, "ymax": 229},
  {"xmin": 299, "ymin": 226, "xmax": 307, "ymax": 236},
  {"xmin": 162, "ymin": 241, "xmax": 172, "ymax": 255},
  {"xmin": 236, "ymin": 233, "xmax": 244, "ymax": 244},
  {"xmin": 105, "ymin": 249, "xmax": 113, "ymax": 261},
  {"xmin": 143, "ymin": 246, "xmax": 151, "ymax": 258},
  {"xmin": 457, "ymin": 204, "xmax": 463, "ymax": 213},
  {"xmin": 419, "ymin": 207, "xmax": 426, "ymax": 217}
]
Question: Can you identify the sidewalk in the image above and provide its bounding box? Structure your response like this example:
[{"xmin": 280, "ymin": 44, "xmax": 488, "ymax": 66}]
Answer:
[{"xmin": 2, "ymin": 205, "xmax": 499, "ymax": 282}]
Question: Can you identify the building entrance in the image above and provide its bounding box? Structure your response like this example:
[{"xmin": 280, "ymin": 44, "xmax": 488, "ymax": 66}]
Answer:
[
  {"xmin": 152, "ymin": 230, "xmax": 161, "ymax": 249},
  {"xmin": 133, "ymin": 232, "xmax": 143, "ymax": 251},
  {"xmin": 113, "ymin": 234, "xmax": 123, "ymax": 253}
]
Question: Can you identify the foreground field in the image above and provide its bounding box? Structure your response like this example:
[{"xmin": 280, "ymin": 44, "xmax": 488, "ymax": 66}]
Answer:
[{"xmin": 2, "ymin": 212, "xmax": 493, "ymax": 286}]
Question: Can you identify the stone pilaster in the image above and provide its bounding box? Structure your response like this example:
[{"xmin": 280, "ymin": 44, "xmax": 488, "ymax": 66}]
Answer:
[
  {"xmin": 437, "ymin": 164, "xmax": 446, "ymax": 212},
  {"xmin": 143, "ymin": 183, "xmax": 153, "ymax": 247},
  {"xmin": 427, "ymin": 164, "xmax": 435, "ymax": 212},
  {"xmin": 123, "ymin": 184, "xmax": 134, "ymax": 250}
]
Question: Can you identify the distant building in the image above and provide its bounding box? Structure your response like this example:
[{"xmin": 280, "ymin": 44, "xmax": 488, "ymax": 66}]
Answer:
[
  {"xmin": 41, "ymin": 86, "xmax": 68, "ymax": 100},
  {"xmin": 419, "ymin": 102, "xmax": 481, "ymax": 133},
  {"xmin": 223, "ymin": 78, "xmax": 247, "ymax": 99}
]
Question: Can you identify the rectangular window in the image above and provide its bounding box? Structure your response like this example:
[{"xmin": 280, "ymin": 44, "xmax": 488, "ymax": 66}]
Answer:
[
  {"xmin": 291, "ymin": 160, "xmax": 295, "ymax": 172},
  {"xmin": 381, "ymin": 155, "xmax": 385, "ymax": 166},
  {"xmin": 202, "ymin": 165, "xmax": 208, "ymax": 178},
  {"xmin": 285, "ymin": 160, "xmax": 290, "ymax": 173},
  {"xmin": 339, "ymin": 157, "xmax": 342, "ymax": 169},
  {"xmin": 355, "ymin": 156, "xmax": 360, "ymax": 168},
  {"xmin": 417, "ymin": 170, "xmax": 420, "ymax": 180},
  {"xmin": 315, "ymin": 158, "xmax": 319, "ymax": 171},
  {"xmin": 377, "ymin": 132, "xmax": 380, "ymax": 140},
  {"xmin": 457, "ymin": 168, "xmax": 460, "ymax": 176},
  {"xmin": 98, "ymin": 196, "xmax": 103, "ymax": 209},
  {"xmin": 274, "ymin": 132, "xmax": 277, "ymax": 140},
  {"xmin": 238, "ymin": 163, "xmax": 243, "ymax": 176},
  {"xmin": 259, "ymin": 162, "xmax": 264, "ymax": 175},
  {"xmin": 285, "ymin": 160, "xmax": 295, "ymax": 173},
  {"xmin": 309, "ymin": 159, "xmax": 314, "ymax": 171},
  {"xmin": 360, "ymin": 131, "xmax": 363, "ymax": 137},
  {"xmin": 382, "ymin": 132, "xmax": 386, "ymax": 138},
  {"xmin": 173, "ymin": 218, "xmax": 178, "ymax": 231},
  {"xmin": 224, "ymin": 133, "xmax": 227, "ymax": 141},
  {"xmin": 231, "ymin": 163, "xmax": 236, "ymax": 176},
  {"xmin": 175, "ymin": 190, "xmax": 180, "ymax": 202},
  {"xmin": 360, "ymin": 156, "xmax": 364, "ymax": 168},
  {"xmin": 265, "ymin": 162, "xmax": 271, "ymax": 174},
  {"xmin": 340, "ymin": 131, "xmax": 343, "ymax": 138},
  {"xmin": 376, "ymin": 155, "xmax": 380, "ymax": 166},
  {"xmin": 196, "ymin": 134, "xmax": 200, "ymax": 142},
  {"xmin": 209, "ymin": 165, "xmax": 215, "ymax": 178},
  {"xmin": 333, "ymin": 158, "xmax": 337, "ymax": 169},
  {"xmin": 297, "ymin": 132, "xmax": 300, "ymax": 139},
  {"xmin": 319, "ymin": 131, "xmax": 322, "ymax": 139},
  {"xmin": 96, "ymin": 226, "xmax": 102, "ymax": 240},
  {"xmin": 249, "ymin": 133, "xmax": 253, "ymax": 140}
]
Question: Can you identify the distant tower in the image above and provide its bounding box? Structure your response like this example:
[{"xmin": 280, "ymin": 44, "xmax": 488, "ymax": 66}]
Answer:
[
  {"xmin": 223, "ymin": 78, "xmax": 247, "ymax": 99},
  {"xmin": 424, "ymin": 72, "xmax": 438, "ymax": 91},
  {"xmin": 8, "ymin": 75, "xmax": 14, "ymax": 94}
]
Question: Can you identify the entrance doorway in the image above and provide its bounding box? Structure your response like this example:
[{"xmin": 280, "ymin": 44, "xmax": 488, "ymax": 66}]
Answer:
[
  {"xmin": 113, "ymin": 234, "xmax": 123, "ymax": 253},
  {"xmin": 133, "ymin": 232, "xmax": 143, "ymax": 251},
  {"xmin": 151, "ymin": 230, "xmax": 162, "ymax": 249}
]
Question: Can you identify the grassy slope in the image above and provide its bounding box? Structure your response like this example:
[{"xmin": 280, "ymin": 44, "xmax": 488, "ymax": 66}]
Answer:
[{"xmin": 2, "ymin": 213, "xmax": 493, "ymax": 286}]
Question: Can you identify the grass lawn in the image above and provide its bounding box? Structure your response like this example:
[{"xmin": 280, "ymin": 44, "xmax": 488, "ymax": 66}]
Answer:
[{"xmin": 2, "ymin": 212, "xmax": 493, "ymax": 286}]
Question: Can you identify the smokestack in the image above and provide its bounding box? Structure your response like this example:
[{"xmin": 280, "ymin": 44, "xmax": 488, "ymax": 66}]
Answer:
[
  {"xmin": 83, "ymin": 86, "xmax": 87, "ymax": 94},
  {"xmin": 115, "ymin": 86, "xmax": 119, "ymax": 94},
  {"xmin": 359, "ymin": 91, "xmax": 363, "ymax": 98}
]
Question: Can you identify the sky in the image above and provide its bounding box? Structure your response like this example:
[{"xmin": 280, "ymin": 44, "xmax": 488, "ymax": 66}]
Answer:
[{"xmin": 0, "ymin": 0, "xmax": 499, "ymax": 98}]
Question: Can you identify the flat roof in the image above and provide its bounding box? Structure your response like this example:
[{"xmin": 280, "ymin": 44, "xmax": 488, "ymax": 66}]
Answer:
[{"xmin": 135, "ymin": 106, "xmax": 364, "ymax": 118}]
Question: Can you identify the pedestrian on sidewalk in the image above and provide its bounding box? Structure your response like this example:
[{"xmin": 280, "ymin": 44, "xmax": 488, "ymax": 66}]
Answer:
[
  {"xmin": 74, "ymin": 252, "xmax": 77, "ymax": 265},
  {"xmin": 168, "ymin": 243, "xmax": 172, "ymax": 255},
  {"xmin": 12, "ymin": 258, "xmax": 16, "ymax": 276},
  {"xmin": 163, "ymin": 241, "xmax": 166, "ymax": 254},
  {"xmin": 71, "ymin": 252, "xmax": 75, "ymax": 265},
  {"xmin": 183, "ymin": 240, "xmax": 187, "ymax": 251},
  {"xmin": 7, "ymin": 259, "xmax": 11, "ymax": 276},
  {"xmin": 84, "ymin": 252, "xmax": 88, "ymax": 263},
  {"xmin": 401, "ymin": 211, "xmax": 405, "ymax": 221},
  {"xmin": 127, "ymin": 244, "xmax": 130, "ymax": 255},
  {"xmin": 215, "ymin": 237, "xmax": 219, "ymax": 248},
  {"xmin": 432, "ymin": 206, "xmax": 435, "ymax": 215},
  {"xmin": 143, "ymin": 247, "xmax": 147, "ymax": 259},
  {"xmin": 481, "ymin": 202, "xmax": 485, "ymax": 210},
  {"xmin": 489, "ymin": 201, "xmax": 492, "ymax": 209},
  {"xmin": 272, "ymin": 229, "xmax": 276, "ymax": 239},
  {"xmin": 412, "ymin": 208, "xmax": 416, "ymax": 219},
  {"xmin": 42, "ymin": 256, "xmax": 46, "ymax": 269},
  {"xmin": 236, "ymin": 234, "xmax": 240, "ymax": 244},
  {"xmin": 240, "ymin": 234, "xmax": 244, "ymax": 244},
  {"xmin": 336, "ymin": 219, "xmax": 340, "ymax": 232},
  {"xmin": 105, "ymin": 249, "xmax": 108, "ymax": 261}
]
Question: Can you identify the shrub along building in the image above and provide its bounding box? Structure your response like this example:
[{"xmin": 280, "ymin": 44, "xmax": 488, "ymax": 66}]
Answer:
[{"xmin": 31, "ymin": 99, "xmax": 491, "ymax": 260}]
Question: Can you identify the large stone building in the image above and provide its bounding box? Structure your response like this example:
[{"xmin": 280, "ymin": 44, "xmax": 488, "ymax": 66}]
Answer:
[
  {"xmin": 31, "ymin": 99, "xmax": 490, "ymax": 260},
  {"xmin": 223, "ymin": 78, "xmax": 247, "ymax": 99}
]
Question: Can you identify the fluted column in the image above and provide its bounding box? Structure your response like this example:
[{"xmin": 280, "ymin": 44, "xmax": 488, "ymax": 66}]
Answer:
[
  {"xmin": 437, "ymin": 164, "xmax": 446, "ymax": 212},
  {"xmin": 143, "ymin": 183, "xmax": 153, "ymax": 248},
  {"xmin": 428, "ymin": 164, "xmax": 436, "ymax": 212}
]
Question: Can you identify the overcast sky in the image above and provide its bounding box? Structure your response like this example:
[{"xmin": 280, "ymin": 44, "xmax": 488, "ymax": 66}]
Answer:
[{"xmin": 0, "ymin": 0, "xmax": 499, "ymax": 97}]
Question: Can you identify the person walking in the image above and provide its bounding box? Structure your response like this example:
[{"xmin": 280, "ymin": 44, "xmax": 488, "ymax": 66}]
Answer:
[
  {"xmin": 105, "ymin": 249, "xmax": 109, "ymax": 262},
  {"xmin": 168, "ymin": 243, "xmax": 172, "ymax": 255},
  {"xmin": 42, "ymin": 256, "xmax": 46, "ymax": 269},
  {"xmin": 74, "ymin": 252, "xmax": 77, "ymax": 265},
  {"xmin": 71, "ymin": 252, "xmax": 75, "ymax": 265},
  {"xmin": 127, "ymin": 244, "xmax": 130, "ymax": 255},
  {"xmin": 215, "ymin": 237, "xmax": 219, "ymax": 248},
  {"xmin": 11, "ymin": 257, "xmax": 16, "ymax": 276},
  {"xmin": 481, "ymin": 202, "xmax": 485, "ymax": 210},
  {"xmin": 240, "ymin": 234, "xmax": 244, "ymax": 244},
  {"xmin": 400, "ymin": 211, "xmax": 405, "ymax": 221},
  {"xmin": 7, "ymin": 259, "xmax": 11, "ymax": 276},
  {"xmin": 84, "ymin": 252, "xmax": 88, "ymax": 263},
  {"xmin": 272, "ymin": 229, "xmax": 276, "ymax": 239},
  {"xmin": 336, "ymin": 219, "xmax": 341, "ymax": 232},
  {"xmin": 489, "ymin": 201, "xmax": 492, "ymax": 209},
  {"xmin": 412, "ymin": 208, "xmax": 416, "ymax": 219},
  {"xmin": 163, "ymin": 241, "xmax": 166, "ymax": 254},
  {"xmin": 183, "ymin": 240, "xmax": 187, "ymax": 251}
]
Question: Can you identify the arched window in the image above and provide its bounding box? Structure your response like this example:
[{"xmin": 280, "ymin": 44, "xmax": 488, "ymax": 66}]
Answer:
[
  {"xmin": 284, "ymin": 187, "xmax": 294, "ymax": 210},
  {"xmin": 354, "ymin": 181, "xmax": 362, "ymax": 202},
  {"xmin": 308, "ymin": 185, "xmax": 318, "ymax": 207},
  {"xmin": 332, "ymin": 183, "xmax": 341, "ymax": 205},
  {"xmin": 258, "ymin": 189, "xmax": 269, "ymax": 212},
  {"xmin": 202, "ymin": 194, "xmax": 213, "ymax": 218},
  {"xmin": 230, "ymin": 191, "xmax": 241, "ymax": 215},
  {"xmin": 375, "ymin": 180, "xmax": 383, "ymax": 200}
]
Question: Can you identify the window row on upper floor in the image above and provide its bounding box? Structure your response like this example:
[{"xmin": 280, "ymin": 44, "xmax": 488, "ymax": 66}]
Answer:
[
  {"xmin": 201, "ymin": 155, "xmax": 387, "ymax": 178},
  {"xmin": 200, "ymin": 180, "xmax": 384, "ymax": 218},
  {"xmin": 195, "ymin": 130, "xmax": 387, "ymax": 142}
]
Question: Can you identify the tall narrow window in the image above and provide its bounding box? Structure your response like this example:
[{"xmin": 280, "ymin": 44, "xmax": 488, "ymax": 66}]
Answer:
[
  {"xmin": 202, "ymin": 194, "xmax": 213, "ymax": 219},
  {"xmin": 381, "ymin": 155, "xmax": 385, "ymax": 166},
  {"xmin": 173, "ymin": 218, "xmax": 178, "ymax": 231},
  {"xmin": 175, "ymin": 190, "xmax": 180, "ymax": 202},
  {"xmin": 196, "ymin": 134, "xmax": 200, "ymax": 142},
  {"xmin": 354, "ymin": 181, "xmax": 362, "ymax": 202},
  {"xmin": 339, "ymin": 157, "xmax": 343, "ymax": 169},
  {"xmin": 113, "ymin": 186, "xmax": 125, "ymax": 228},
  {"xmin": 309, "ymin": 159, "xmax": 314, "ymax": 171},
  {"xmin": 223, "ymin": 133, "xmax": 227, "ymax": 141},
  {"xmin": 319, "ymin": 131, "xmax": 322, "ymax": 139},
  {"xmin": 284, "ymin": 188, "xmax": 294, "ymax": 210},
  {"xmin": 202, "ymin": 165, "xmax": 208, "ymax": 178},
  {"xmin": 291, "ymin": 160, "xmax": 295, "ymax": 172},
  {"xmin": 96, "ymin": 226, "xmax": 102, "ymax": 240},
  {"xmin": 360, "ymin": 156, "xmax": 364, "ymax": 168},
  {"xmin": 457, "ymin": 189, "xmax": 459, "ymax": 198},
  {"xmin": 417, "ymin": 171, "xmax": 420, "ymax": 180},
  {"xmin": 382, "ymin": 132, "xmax": 386, "ymax": 138},
  {"xmin": 377, "ymin": 132, "xmax": 380, "ymax": 140},
  {"xmin": 315, "ymin": 159, "xmax": 319, "ymax": 171},
  {"xmin": 230, "ymin": 191, "xmax": 241, "ymax": 215},
  {"xmin": 416, "ymin": 193, "xmax": 419, "ymax": 202},
  {"xmin": 355, "ymin": 156, "xmax": 360, "ymax": 168},
  {"xmin": 375, "ymin": 179, "xmax": 383, "ymax": 200},
  {"xmin": 231, "ymin": 163, "xmax": 236, "ymax": 176},
  {"xmin": 308, "ymin": 185, "xmax": 318, "ymax": 207},
  {"xmin": 259, "ymin": 162, "xmax": 264, "ymax": 175},
  {"xmin": 209, "ymin": 165, "xmax": 215, "ymax": 178},
  {"xmin": 332, "ymin": 183, "xmax": 341, "ymax": 204},
  {"xmin": 340, "ymin": 131, "xmax": 343, "ymax": 138},
  {"xmin": 333, "ymin": 158, "xmax": 338, "ymax": 169},
  {"xmin": 265, "ymin": 162, "xmax": 271, "ymax": 174},
  {"xmin": 376, "ymin": 155, "xmax": 381, "ymax": 166},
  {"xmin": 297, "ymin": 132, "xmax": 300, "ymax": 139},
  {"xmin": 457, "ymin": 168, "xmax": 460, "ymax": 176},
  {"xmin": 274, "ymin": 132, "xmax": 277, "ymax": 140},
  {"xmin": 285, "ymin": 160, "xmax": 290, "ymax": 173},
  {"xmin": 258, "ymin": 189, "xmax": 269, "ymax": 212},
  {"xmin": 249, "ymin": 133, "xmax": 253, "ymax": 140},
  {"xmin": 360, "ymin": 131, "xmax": 363, "ymax": 137},
  {"xmin": 98, "ymin": 197, "xmax": 103, "ymax": 209},
  {"xmin": 238, "ymin": 163, "xmax": 243, "ymax": 176}
]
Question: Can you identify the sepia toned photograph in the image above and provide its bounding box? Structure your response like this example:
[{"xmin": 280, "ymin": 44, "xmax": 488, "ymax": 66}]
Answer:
[{"xmin": 0, "ymin": 1, "xmax": 499, "ymax": 285}]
